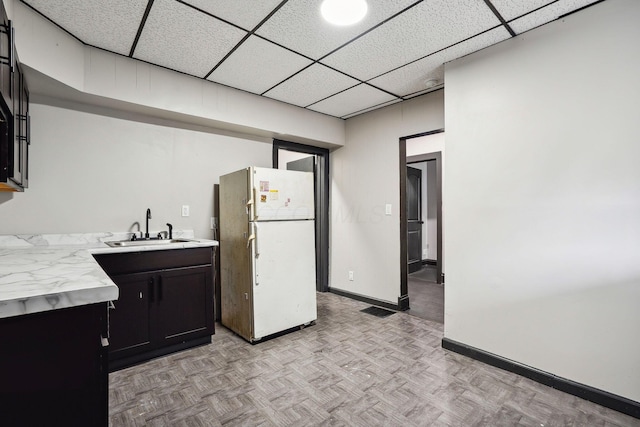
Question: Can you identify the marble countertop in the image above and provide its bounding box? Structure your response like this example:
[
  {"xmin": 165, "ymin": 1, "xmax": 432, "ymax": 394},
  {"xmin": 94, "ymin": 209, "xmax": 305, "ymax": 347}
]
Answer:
[{"xmin": 0, "ymin": 231, "xmax": 218, "ymax": 319}]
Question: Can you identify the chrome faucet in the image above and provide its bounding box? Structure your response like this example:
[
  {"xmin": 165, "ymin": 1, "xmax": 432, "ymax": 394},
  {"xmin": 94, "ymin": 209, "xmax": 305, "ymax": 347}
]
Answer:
[{"xmin": 145, "ymin": 208, "xmax": 151, "ymax": 239}]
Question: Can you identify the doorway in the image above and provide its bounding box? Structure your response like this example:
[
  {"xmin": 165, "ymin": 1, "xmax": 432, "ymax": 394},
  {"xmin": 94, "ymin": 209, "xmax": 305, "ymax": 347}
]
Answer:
[
  {"xmin": 407, "ymin": 166, "xmax": 423, "ymax": 274},
  {"xmin": 399, "ymin": 130, "xmax": 444, "ymax": 323},
  {"xmin": 272, "ymin": 139, "xmax": 329, "ymax": 293}
]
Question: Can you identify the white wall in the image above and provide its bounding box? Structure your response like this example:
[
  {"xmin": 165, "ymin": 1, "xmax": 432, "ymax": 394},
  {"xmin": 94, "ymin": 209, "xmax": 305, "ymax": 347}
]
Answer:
[
  {"xmin": 0, "ymin": 103, "xmax": 272, "ymax": 237},
  {"xmin": 330, "ymin": 91, "xmax": 444, "ymax": 304},
  {"xmin": 444, "ymin": 0, "xmax": 640, "ymax": 402}
]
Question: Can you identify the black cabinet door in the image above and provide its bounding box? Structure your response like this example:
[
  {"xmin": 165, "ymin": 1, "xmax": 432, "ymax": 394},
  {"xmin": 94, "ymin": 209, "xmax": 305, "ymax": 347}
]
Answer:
[
  {"xmin": 8, "ymin": 60, "xmax": 25, "ymax": 188},
  {"xmin": 0, "ymin": 303, "xmax": 108, "ymax": 427},
  {"xmin": 108, "ymin": 272, "xmax": 153, "ymax": 360},
  {"xmin": 0, "ymin": 16, "xmax": 11, "ymax": 113},
  {"xmin": 154, "ymin": 266, "xmax": 214, "ymax": 347},
  {"xmin": 18, "ymin": 67, "xmax": 28, "ymax": 188}
]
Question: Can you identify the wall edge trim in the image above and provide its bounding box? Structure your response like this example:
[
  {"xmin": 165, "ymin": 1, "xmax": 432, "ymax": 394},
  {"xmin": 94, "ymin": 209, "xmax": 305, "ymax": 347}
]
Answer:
[{"xmin": 329, "ymin": 288, "xmax": 399, "ymax": 311}]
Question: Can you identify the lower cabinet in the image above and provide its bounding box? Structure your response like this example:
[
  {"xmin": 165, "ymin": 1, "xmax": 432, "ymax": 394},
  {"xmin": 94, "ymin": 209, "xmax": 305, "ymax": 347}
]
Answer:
[
  {"xmin": 95, "ymin": 247, "xmax": 215, "ymax": 371},
  {"xmin": 0, "ymin": 303, "xmax": 109, "ymax": 427}
]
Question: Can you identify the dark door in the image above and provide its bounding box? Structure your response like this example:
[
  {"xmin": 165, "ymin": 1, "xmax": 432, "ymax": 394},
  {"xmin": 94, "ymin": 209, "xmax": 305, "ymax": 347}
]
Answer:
[
  {"xmin": 155, "ymin": 266, "xmax": 213, "ymax": 346},
  {"xmin": 274, "ymin": 140, "xmax": 329, "ymax": 293},
  {"xmin": 108, "ymin": 272, "xmax": 153, "ymax": 359},
  {"xmin": 407, "ymin": 166, "xmax": 423, "ymax": 273},
  {"xmin": 286, "ymin": 155, "xmax": 321, "ymax": 291}
]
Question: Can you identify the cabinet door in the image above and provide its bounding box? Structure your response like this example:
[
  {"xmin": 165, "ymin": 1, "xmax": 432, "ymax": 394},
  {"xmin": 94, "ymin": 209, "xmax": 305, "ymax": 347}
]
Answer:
[
  {"xmin": 0, "ymin": 17, "xmax": 11, "ymax": 111},
  {"xmin": 108, "ymin": 272, "xmax": 154, "ymax": 359},
  {"xmin": 9, "ymin": 60, "xmax": 22, "ymax": 187},
  {"xmin": 0, "ymin": 303, "xmax": 108, "ymax": 426},
  {"xmin": 18, "ymin": 68, "xmax": 27, "ymax": 188},
  {"xmin": 154, "ymin": 266, "xmax": 214, "ymax": 347}
]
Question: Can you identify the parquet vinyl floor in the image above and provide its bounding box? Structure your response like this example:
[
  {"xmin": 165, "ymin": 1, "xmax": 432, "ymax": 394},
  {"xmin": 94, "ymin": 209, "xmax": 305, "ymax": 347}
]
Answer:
[
  {"xmin": 109, "ymin": 292, "xmax": 639, "ymax": 426},
  {"xmin": 407, "ymin": 266, "xmax": 444, "ymax": 324}
]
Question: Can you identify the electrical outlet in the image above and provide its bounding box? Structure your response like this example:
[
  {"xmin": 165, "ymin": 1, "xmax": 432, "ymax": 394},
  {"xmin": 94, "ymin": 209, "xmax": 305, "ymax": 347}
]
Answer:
[
  {"xmin": 348, "ymin": 271, "xmax": 354, "ymax": 281},
  {"xmin": 181, "ymin": 205, "xmax": 190, "ymax": 217},
  {"xmin": 385, "ymin": 204, "xmax": 392, "ymax": 215}
]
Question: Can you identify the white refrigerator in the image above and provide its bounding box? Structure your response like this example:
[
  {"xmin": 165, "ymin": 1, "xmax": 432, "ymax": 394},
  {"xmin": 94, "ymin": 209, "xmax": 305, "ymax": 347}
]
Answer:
[{"xmin": 219, "ymin": 166, "xmax": 317, "ymax": 342}]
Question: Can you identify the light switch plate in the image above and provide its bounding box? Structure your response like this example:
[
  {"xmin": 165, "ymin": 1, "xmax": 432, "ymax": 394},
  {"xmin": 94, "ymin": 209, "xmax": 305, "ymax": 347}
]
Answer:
[
  {"xmin": 182, "ymin": 205, "xmax": 190, "ymax": 217},
  {"xmin": 385, "ymin": 204, "xmax": 392, "ymax": 215}
]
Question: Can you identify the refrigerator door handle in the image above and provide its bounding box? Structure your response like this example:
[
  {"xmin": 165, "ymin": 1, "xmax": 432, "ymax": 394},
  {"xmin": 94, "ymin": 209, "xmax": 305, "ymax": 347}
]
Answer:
[
  {"xmin": 248, "ymin": 223, "xmax": 259, "ymax": 286},
  {"xmin": 253, "ymin": 223, "xmax": 259, "ymax": 257},
  {"xmin": 245, "ymin": 196, "xmax": 253, "ymax": 216},
  {"xmin": 251, "ymin": 187, "xmax": 258, "ymax": 220}
]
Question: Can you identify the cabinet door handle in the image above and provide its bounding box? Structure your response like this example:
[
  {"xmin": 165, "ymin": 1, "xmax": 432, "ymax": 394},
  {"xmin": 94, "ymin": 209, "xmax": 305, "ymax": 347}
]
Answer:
[
  {"xmin": 100, "ymin": 335, "xmax": 109, "ymax": 347},
  {"xmin": 149, "ymin": 277, "xmax": 155, "ymax": 302},
  {"xmin": 158, "ymin": 275, "xmax": 163, "ymax": 302}
]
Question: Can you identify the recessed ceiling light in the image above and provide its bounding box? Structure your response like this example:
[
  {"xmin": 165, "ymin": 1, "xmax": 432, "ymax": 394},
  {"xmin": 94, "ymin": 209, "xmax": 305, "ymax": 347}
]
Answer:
[{"xmin": 321, "ymin": 0, "xmax": 368, "ymax": 26}]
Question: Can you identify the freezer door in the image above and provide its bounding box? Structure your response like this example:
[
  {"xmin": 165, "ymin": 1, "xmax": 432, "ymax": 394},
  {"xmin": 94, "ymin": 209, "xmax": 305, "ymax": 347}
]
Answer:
[
  {"xmin": 251, "ymin": 220, "xmax": 317, "ymax": 340},
  {"xmin": 250, "ymin": 167, "xmax": 314, "ymax": 221}
]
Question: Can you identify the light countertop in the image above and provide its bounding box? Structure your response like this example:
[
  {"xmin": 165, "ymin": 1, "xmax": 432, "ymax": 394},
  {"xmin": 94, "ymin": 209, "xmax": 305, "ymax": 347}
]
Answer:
[{"xmin": 0, "ymin": 232, "xmax": 218, "ymax": 319}]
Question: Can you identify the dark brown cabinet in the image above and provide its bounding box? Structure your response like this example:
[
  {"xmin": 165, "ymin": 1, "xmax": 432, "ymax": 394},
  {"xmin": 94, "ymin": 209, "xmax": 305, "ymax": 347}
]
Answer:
[
  {"xmin": 0, "ymin": 18, "xmax": 12, "ymax": 111},
  {"xmin": 108, "ymin": 272, "xmax": 154, "ymax": 358},
  {"xmin": 10, "ymin": 59, "xmax": 28, "ymax": 188},
  {"xmin": 95, "ymin": 247, "xmax": 215, "ymax": 371},
  {"xmin": 0, "ymin": 303, "xmax": 109, "ymax": 427}
]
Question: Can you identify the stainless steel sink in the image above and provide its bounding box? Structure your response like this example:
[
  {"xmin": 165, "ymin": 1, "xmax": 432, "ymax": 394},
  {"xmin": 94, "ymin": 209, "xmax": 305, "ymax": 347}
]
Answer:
[{"xmin": 105, "ymin": 238, "xmax": 193, "ymax": 247}]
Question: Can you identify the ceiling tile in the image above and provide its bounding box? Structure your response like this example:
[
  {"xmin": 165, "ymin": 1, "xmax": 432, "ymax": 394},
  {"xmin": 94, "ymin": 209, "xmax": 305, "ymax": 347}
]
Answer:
[
  {"xmin": 263, "ymin": 63, "xmax": 359, "ymax": 107},
  {"xmin": 208, "ymin": 36, "xmax": 313, "ymax": 95},
  {"xmin": 22, "ymin": 0, "xmax": 148, "ymax": 55},
  {"xmin": 369, "ymin": 27, "xmax": 511, "ymax": 97},
  {"xmin": 507, "ymin": 0, "xmax": 599, "ymax": 34},
  {"xmin": 308, "ymin": 84, "xmax": 398, "ymax": 118},
  {"xmin": 491, "ymin": 0, "xmax": 597, "ymax": 22},
  {"xmin": 321, "ymin": 0, "xmax": 502, "ymax": 81},
  {"xmin": 256, "ymin": 0, "xmax": 417, "ymax": 60},
  {"xmin": 180, "ymin": 0, "xmax": 283, "ymax": 30},
  {"xmin": 133, "ymin": 0, "xmax": 247, "ymax": 77},
  {"xmin": 489, "ymin": 0, "xmax": 552, "ymax": 21}
]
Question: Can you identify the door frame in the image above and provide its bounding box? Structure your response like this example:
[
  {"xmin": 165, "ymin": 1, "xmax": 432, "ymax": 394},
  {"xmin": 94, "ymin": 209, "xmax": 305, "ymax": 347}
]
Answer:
[
  {"xmin": 399, "ymin": 129, "xmax": 444, "ymax": 308},
  {"xmin": 272, "ymin": 139, "xmax": 330, "ymax": 293}
]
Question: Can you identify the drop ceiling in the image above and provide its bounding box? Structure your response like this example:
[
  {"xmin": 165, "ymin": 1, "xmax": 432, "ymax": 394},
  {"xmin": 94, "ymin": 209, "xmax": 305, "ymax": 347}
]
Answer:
[{"xmin": 21, "ymin": 0, "xmax": 600, "ymax": 119}]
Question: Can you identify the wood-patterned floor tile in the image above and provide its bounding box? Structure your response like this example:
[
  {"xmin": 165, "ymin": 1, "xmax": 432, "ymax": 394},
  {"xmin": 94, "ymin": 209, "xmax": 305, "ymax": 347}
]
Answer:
[{"xmin": 109, "ymin": 292, "xmax": 639, "ymax": 427}]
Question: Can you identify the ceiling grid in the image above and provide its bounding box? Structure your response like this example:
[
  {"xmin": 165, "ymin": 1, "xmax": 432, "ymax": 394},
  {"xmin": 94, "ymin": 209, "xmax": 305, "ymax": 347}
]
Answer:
[{"xmin": 21, "ymin": 0, "xmax": 602, "ymax": 119}]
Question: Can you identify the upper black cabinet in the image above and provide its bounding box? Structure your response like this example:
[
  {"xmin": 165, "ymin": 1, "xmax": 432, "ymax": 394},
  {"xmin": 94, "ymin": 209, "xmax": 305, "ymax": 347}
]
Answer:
[
  {"xmin": 11, "ymin": 59, "xmax": 29, "ymax": 189},
  {"xmin": 0, "ymin": 18, "xmax": 12, "ymax": 111},
  {"xmin": 0, "ymin": 3, "xmax": 30, "ymax": 193}
]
